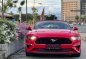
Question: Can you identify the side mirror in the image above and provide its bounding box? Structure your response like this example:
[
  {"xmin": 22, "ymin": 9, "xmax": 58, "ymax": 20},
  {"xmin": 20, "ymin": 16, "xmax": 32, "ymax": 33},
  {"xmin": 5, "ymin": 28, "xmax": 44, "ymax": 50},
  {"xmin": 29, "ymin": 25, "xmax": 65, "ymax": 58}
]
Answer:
[
  {"xmin": 73, "ymin": 26, "xmax": 78, "ymax": 31},
  {"xmin": 26, "ymin": 26, "xmax": 32, "ymax": 30}
]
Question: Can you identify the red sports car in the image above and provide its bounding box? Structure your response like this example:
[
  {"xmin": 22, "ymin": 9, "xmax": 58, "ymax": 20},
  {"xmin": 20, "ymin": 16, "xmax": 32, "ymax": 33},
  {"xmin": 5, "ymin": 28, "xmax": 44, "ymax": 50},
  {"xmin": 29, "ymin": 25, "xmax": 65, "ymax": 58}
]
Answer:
[{"xmin": 25, "ymin": 21, "xmax": 81, "ymax": 57}]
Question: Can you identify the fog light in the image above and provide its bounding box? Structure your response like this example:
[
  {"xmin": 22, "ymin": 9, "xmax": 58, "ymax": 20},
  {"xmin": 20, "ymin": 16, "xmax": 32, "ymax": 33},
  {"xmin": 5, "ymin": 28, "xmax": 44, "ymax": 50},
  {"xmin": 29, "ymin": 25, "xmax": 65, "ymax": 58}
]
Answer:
[
  {"xmin": 27, "ymin": 44, "xmax": 33, "ymax": 47},
  {"xmin": 74, "ymin": 44, "xmax": 80, "ymax": 46}
]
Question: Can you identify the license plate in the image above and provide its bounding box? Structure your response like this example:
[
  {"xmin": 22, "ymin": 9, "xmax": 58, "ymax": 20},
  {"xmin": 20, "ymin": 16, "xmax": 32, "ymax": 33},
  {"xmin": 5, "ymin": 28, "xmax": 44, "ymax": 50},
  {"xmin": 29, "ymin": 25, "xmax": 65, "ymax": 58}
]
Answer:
[{"xmin": 47, "ymin": 44, "xmax": 60, "ymax": 49}]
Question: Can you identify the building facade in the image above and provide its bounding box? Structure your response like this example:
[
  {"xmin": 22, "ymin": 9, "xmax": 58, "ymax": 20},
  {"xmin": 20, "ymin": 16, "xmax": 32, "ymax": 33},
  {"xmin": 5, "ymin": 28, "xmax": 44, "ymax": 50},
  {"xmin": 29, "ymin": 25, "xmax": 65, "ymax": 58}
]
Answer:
[
  {"xmin": 81, "ymin": 0, "xmax": 86, "ymax": 15},
  {"xmin": 61, "ymin": 0, "xmax": 80, "ymax": 21}
]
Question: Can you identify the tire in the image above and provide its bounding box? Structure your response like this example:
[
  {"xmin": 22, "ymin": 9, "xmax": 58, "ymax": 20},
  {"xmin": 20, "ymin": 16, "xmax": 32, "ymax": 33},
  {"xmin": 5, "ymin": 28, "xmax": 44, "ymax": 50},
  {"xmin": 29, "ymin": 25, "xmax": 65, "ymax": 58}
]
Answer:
[
  {"xmin": 72, "ymin": 53, "xmax": 81, "ymax": 57},
  {"xmin": 26, "ymin": 52, "xmax": 33, "ymax": 56}
]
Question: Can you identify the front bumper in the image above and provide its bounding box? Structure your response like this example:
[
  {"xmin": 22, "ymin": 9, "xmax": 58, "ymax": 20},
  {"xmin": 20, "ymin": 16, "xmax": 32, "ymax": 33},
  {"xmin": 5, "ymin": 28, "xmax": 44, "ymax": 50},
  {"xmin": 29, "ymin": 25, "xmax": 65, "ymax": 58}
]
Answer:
[{"xmin": 25, "ymin": 41, "xmax": 81, "ymax": 54}]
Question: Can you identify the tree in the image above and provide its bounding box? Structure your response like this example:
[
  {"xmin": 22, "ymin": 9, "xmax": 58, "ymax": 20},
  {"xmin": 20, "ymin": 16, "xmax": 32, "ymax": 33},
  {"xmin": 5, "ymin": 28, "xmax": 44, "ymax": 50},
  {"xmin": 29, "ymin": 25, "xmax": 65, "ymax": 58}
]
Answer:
[
  {"xmin": 75, "ymin": 15, "xmax": 79, "ymax": 21},
  {"xmin": 45, "ymin": 14, "xmax": 57, "ymax": 20},
  {"xmin": 83, "ymin": 15, "xmax": 86, "ymax": 22},
  {"xmin": 16, "ymin": 0, "xmax": 25, "ymax": 22},
  {"xmin": 1, "ymin": 0, "xmax": 25, "ymax": 13},
  {"xmin": 20, "ymin": 0, "xmax": 25, "ymax": 6},
  {"xmin": 0, "ymin": 0, "xmax": 17, "ymax": 19},
  {"xmin": 81, "ymin": 15, "xmax": 86, "ymax": 22},
  {"xmin": 3, "ymin": 0, "xmax": 14, "ymax": 12},
  {"xmin": 14, "ymin": 14, "xmax": 34, "ymax": 21},
  {"xmin": 32, "ymin": 7, "xmax": 38, "ymax": 24}
]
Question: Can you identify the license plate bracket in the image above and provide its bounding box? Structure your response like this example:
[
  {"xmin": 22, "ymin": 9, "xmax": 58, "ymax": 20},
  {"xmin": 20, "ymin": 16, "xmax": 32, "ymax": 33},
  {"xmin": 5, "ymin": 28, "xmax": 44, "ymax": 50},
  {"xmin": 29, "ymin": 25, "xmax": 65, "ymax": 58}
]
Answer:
[{"xmin": 47, "ymin": 44, "xmax": 60, "ymax": 49}]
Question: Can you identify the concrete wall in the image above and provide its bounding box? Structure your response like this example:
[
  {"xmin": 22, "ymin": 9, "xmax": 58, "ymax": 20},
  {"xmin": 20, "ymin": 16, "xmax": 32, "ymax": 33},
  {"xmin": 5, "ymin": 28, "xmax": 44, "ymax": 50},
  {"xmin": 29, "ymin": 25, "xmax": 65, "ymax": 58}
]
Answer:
[{"xmin": 0, "ymin": 51, "xmax": 5, "ymax": 59}]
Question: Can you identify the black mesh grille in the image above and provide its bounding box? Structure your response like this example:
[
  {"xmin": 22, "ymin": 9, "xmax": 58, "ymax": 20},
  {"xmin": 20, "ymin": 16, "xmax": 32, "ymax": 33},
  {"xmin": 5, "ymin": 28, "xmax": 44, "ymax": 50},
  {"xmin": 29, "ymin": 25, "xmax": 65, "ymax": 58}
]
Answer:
[{"xmin": 35, "ymin": 38, "xmax": 72, "ymax": 44}]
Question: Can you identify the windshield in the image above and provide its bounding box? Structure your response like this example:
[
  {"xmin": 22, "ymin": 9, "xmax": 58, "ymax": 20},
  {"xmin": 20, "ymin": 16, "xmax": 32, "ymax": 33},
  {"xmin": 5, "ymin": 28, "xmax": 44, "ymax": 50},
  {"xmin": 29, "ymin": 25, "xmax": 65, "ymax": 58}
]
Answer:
[{"xmin": 34, "ymin": 21, "xmax": 71, "ymax": 29}]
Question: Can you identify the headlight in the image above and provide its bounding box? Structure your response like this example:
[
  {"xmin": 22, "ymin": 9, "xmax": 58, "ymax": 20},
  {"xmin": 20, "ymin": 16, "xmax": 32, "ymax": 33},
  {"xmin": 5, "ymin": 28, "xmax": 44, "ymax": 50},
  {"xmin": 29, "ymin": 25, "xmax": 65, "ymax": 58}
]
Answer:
[
  {"xmin": 71, "ymin": 36, "xmax": 81, "ymax": 40},
  {"xmin": 27, "ymin": 36, "xmax": 36, "ymax": 40}
]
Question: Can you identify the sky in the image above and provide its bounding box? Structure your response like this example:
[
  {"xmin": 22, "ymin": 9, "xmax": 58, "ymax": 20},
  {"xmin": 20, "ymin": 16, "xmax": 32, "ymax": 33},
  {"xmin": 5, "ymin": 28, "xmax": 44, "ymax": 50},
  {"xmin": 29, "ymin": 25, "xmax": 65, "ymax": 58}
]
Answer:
[{"xmin": 8, "ymin": 0, "xmax": 61, "ymax": 19}]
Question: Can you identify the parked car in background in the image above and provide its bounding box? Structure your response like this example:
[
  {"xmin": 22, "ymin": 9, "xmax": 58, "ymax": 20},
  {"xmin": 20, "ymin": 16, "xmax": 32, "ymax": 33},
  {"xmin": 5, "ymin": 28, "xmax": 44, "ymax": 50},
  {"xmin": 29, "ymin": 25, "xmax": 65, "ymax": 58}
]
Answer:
[{"xmin": 25, "ymin": 21, "xmax": 81, "ymax": 57}]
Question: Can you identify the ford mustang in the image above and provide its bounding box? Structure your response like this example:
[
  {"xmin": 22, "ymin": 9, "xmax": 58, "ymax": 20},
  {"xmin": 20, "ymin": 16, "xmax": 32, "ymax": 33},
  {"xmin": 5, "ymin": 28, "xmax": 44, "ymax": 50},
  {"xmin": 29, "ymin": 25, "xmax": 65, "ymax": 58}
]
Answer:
[{"xmin": 25, "ymin": 21, "xmax": 81, "ymax": 57}]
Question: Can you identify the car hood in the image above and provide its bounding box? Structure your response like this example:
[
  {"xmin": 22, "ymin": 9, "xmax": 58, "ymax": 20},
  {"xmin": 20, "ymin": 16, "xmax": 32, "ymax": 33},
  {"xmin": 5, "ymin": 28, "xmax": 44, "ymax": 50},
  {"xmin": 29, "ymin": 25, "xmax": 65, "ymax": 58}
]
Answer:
[{"xmin": 29, "ymin": 29, "xmax": 79, "ymax": 38}]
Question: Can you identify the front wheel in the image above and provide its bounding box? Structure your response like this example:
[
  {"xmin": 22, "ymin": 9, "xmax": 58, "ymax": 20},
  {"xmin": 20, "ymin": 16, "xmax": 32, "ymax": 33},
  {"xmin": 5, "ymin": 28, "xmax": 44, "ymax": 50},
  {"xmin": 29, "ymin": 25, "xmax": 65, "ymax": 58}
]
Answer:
[{"xmin": 26, "ymin": 52, "xmax": 33, "ymax": 56}]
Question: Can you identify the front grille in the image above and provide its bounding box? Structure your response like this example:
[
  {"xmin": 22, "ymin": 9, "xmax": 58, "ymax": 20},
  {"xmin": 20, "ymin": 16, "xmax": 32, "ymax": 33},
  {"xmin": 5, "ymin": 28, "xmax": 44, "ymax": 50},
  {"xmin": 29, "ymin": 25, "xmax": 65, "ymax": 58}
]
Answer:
[{"xmin": 35, "ymin": 38, "xmax": 72, "ymax": 44}]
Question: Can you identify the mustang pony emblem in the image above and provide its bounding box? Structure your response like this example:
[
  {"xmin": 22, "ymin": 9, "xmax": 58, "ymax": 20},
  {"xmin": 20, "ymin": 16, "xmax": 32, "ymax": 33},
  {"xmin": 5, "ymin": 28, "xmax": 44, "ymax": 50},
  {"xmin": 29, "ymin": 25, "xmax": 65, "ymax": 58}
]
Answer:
[{"xmin": 50, "ymin": 39, "xmax": 57, "ymax": 42}]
